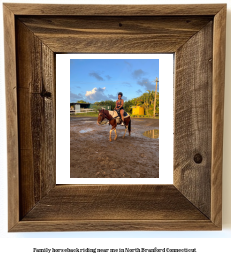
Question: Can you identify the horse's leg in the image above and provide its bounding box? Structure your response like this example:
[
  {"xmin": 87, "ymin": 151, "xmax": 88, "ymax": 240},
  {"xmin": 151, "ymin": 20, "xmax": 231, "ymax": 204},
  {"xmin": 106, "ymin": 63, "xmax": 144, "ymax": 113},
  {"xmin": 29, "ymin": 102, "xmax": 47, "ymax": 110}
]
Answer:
[
  {"xmin": 122, "ymin": 118, "xmax": 129, "ymax": 138},
  {"xmin": 114, "ymin": 128, "xmax": 117, "ymax": 140},
  {"xmin": 110, "ymin": 120, "xmax": 117, "ymax": 141},
  {"xmin": 127, "ymin": 117, "xmax": 131, "ymax": 136},
  {"xmin": 123, "ymin": 126, "xmax": 128, "ymax": 138},
  {"xmin": 109, "ymin": 129, "xmax": 112, "ymax": 142},
  {"xmin": 113, "ymin": 119, "xmax": 117, "ymax": 140}
]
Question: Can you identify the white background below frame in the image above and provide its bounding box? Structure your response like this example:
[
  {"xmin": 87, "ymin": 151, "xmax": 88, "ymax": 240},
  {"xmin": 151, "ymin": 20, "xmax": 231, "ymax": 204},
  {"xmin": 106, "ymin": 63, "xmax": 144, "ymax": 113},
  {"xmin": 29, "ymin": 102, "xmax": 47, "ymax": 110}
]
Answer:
[{"xmin": 56, "ymin": 54, "xmax": 173, "ymax": 184}]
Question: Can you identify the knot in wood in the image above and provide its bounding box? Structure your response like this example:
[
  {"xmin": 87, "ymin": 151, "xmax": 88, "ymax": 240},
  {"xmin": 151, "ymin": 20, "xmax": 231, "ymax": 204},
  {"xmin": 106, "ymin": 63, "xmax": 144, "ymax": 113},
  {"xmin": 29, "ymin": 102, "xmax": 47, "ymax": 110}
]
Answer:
[
  {"xmin": 40, "ymin": 89, "xmax": 52, "ymax": 99},
  {"xmin": 194, "ymin": 153, "xmax": 202, "ymax": 164}
]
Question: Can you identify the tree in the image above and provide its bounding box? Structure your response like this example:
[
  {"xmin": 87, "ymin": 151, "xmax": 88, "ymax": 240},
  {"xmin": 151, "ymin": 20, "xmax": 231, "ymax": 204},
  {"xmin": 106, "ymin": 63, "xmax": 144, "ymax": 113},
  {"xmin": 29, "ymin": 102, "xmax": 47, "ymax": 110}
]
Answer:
[
  {"xmin": 77, "ymin": 100, "xmax": 87, "ymax": 103},
  {"xmin": 124, "ymin": 100, "xmax": 134, "ymax": 113},
  {"xmin": 94, "ymin": 100, "xmax": 116, "ymax": 110}
]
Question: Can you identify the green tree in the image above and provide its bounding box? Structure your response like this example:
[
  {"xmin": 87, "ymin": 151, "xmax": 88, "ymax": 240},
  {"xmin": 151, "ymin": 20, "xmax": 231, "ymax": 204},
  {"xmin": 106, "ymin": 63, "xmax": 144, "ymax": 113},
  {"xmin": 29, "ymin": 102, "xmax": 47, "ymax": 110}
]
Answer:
[
  {"xmin": 124, "ymin": 100, "xmax": 135, "ymax": 113},
  {"xmin": 94, "ymin": 100, "xmax": 116, "ymax": 110}
]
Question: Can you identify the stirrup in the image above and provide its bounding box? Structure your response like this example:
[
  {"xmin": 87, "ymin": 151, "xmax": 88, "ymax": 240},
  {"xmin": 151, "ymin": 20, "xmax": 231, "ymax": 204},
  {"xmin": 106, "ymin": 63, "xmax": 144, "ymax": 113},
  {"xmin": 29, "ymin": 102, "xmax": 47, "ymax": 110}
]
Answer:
[{"xmin": 121, "ymin": 121, "xmax": 124, "ymax": 126}]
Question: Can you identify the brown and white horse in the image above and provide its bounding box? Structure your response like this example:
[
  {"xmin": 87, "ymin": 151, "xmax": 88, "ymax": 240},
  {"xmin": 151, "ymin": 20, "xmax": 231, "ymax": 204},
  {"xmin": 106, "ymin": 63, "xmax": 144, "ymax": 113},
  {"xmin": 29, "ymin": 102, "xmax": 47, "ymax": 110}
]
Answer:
[{"xmin": 97, "ymin": 109, "xmax": 131, "ymax": 142}]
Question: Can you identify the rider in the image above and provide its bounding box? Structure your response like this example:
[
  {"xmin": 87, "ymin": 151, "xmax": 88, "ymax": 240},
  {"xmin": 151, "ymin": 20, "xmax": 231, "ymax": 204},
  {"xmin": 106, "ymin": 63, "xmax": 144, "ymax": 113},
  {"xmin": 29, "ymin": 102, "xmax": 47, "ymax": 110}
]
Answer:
[{"xmin": 115, "ymin": 92, "xmax": 125, "ymax": 126}]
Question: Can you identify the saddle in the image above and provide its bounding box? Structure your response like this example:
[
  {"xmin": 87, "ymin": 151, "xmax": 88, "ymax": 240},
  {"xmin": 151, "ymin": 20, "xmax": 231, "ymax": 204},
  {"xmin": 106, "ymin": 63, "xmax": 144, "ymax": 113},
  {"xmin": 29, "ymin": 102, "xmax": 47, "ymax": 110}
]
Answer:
[
  {"xmin": 114, "ymin": 110, "xmax": 129, "ymax": 118},
  {"xmin": 112, "ymin": 110, "xmax": 129, "ymax": 124}
]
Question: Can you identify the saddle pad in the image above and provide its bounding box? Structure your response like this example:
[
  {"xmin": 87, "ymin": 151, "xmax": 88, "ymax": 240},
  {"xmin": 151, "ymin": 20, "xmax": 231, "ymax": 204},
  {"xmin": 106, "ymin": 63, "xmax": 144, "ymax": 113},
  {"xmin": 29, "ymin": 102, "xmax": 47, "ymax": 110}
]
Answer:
[
  {"xmin": 108, "ymin": 110, "xmax": 118, "ymax": 118},
  {"xmin": 124, "ymin": 112, "xmax": 130, "ymax": 118},
  {"xmin": 108, "ymin": 110, "xmax": 130, "ymax": 119}
]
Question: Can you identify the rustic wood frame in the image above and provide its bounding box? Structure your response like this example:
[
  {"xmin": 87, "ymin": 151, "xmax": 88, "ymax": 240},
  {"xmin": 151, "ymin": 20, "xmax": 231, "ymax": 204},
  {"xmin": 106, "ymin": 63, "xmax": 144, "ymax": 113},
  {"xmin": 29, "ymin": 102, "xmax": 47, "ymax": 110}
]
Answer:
[{"xmin": 4, "ymin": 4, "xmax": 226, "ymax": 232}]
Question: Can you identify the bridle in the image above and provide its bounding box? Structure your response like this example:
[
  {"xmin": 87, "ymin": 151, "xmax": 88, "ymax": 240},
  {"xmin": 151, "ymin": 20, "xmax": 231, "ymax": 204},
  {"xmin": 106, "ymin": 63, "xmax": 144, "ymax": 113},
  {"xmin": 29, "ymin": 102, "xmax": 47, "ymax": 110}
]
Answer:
[
  {"xmin": 98, "ymin": 110, "xmax": 111, "ymax": 124},
  {"xmin": 98, "ymin": 110, "xmax": 105, "ymax": 123}
]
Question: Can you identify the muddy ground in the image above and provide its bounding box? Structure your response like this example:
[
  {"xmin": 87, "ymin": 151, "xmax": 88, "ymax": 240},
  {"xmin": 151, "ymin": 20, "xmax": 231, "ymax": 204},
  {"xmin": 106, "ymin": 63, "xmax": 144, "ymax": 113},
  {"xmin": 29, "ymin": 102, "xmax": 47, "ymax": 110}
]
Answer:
[{"xmin": 70, "ymin": 117, "xmax": 159, "ymax": 178}]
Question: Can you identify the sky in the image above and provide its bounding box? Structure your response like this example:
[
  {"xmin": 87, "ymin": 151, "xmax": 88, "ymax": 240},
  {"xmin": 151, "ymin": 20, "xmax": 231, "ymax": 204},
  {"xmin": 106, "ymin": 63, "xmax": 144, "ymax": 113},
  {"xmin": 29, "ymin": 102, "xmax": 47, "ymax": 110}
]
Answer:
[{"xmin": 70, "ymin": 59, "xmax": 159, "ymax": 103}]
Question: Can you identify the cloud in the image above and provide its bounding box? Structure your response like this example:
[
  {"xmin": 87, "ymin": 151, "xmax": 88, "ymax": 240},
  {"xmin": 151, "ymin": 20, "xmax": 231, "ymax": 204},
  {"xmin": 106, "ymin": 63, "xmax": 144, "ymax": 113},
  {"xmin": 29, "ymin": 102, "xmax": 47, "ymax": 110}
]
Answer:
[
  {"xmin": 132, "ymin": 69, "xmax": 146, "ymax": 79},
  {"xmin": 84, "ymin": 87, "xmax": 128, "ymax": 102},
  {"xmin": 124, "ymin": 61, "xmax": 132, "ymax": 70},
  {"xmin": 136, "ymin": 89, "xmax": 143, "ymax": 94},
  {"xmin": 70, "ymin": 92, "xmax": 83, "ymax": 102},
  {"xmin": 85, "ymin": 87, "xmax": 108, "ymax": 101},
  {"xmin": 70, "ymin": 84, "xmax": 81, "ymax": 89},
  {"xmin": 137, "ymin": 78, "xmax": 156, "ymax": 91},
  {"xmin": 105, "ymin": 75, "xmax": 112, "ymax": 80},
  {"xmin": 89, "ymin": 72, "xmax": 104, "ymax": 81},
  {"xmin": 122, "ymin": 82, "xmax": 131, "ymax": 87},
  {"xmin": 108, "ymin": 94, "xmax": 118, "ymax": 100}
]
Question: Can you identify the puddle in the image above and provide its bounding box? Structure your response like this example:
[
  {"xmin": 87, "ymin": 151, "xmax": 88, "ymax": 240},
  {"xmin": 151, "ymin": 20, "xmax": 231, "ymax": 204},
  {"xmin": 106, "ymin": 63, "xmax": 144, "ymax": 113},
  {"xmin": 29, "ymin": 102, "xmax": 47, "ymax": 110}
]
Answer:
[
  {"xmin": 143, "ymin": 129, "xmax": 159, "ymax": 139},
  {"xmin": 79, "ymin": 128, "xmax": 93, "ymax": 133}
]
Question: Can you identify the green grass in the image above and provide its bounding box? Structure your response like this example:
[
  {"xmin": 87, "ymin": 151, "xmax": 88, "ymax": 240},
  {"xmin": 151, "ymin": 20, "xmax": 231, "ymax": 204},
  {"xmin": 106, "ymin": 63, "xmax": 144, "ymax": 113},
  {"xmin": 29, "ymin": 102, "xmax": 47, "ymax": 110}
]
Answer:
[{"xmin": 70, "ymin": 112, "xmax": 98, "ymax": 117}]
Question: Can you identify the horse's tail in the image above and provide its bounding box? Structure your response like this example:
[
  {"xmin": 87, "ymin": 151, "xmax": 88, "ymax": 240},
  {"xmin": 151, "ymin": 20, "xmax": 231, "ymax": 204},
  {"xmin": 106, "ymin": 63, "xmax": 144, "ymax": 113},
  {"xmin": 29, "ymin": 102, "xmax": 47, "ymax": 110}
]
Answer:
[{"xmin": 128, "ymin": 118, "xmax": 131, "ymax": 135}]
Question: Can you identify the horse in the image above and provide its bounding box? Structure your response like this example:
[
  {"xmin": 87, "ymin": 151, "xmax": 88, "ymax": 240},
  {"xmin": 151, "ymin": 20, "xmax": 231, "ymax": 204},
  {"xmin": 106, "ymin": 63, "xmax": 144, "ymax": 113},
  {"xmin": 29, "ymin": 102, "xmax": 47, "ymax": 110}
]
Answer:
[{"xmin": 97, "ymin": 109, "xmax": 131, "ymax": 142}]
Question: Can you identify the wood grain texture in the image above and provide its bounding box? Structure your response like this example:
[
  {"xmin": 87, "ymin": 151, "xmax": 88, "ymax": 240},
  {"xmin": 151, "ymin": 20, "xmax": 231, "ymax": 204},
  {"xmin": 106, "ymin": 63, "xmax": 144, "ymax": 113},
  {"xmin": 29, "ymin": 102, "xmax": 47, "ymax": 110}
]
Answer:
[
  {"xmin": 174, "ymin": 21, "xmax": 213, "ymax": 219},
  {"xmin": 14, "ymin": 185, "xmax": 219, "ymax": 231},
  {"xmin": 4, "ymin": 3, "xmax": 225, "ymax": 16},
  {"xmin": 18, "ymin": 16, "xmax": 213, "ymax": 53},
  {"xmin": 22, "ymin": 185, "xmax": 207, "ymax": 221},
  {"xmin": 3, "ymin": 4, "xmax": 19, "ymax": 231},
  {"xmin": 10, "ymin": 220, "xmax": 219, "ymax": 232},
  {"xmin": 16, "ymin": 19, "xmax": 56, "ymax": 219},
  {"xmin": 18, "ymin": 16, "xmax": 213, "ymax": 35},
  {"xmin": 211, "ymin": 6, "xmax": 226, "ymax": 228}
]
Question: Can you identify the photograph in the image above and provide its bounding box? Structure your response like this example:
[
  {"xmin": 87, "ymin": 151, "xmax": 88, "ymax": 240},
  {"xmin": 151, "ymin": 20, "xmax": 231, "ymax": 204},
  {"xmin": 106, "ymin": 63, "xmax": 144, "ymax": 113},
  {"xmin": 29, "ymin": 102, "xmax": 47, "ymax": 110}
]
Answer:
[{"xmin": 70, "ymin": 59, "xmax": 159, "ymax": 178}]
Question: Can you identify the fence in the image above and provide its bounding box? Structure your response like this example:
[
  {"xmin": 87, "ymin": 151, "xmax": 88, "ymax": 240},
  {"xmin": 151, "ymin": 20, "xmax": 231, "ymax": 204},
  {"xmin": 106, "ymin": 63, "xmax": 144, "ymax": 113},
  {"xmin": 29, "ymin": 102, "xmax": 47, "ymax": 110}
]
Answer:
[{"xmin": 70, "ymin": 105, "xmax": 112, "ymax": 114}]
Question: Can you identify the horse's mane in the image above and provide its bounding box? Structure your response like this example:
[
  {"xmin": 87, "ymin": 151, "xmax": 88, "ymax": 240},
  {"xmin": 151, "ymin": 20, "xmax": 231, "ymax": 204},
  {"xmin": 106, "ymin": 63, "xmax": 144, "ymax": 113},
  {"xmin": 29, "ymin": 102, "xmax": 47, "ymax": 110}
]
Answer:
[
  {"xmin": 99, "ymin": 109, "xmax": 110, "ymax": 116},
  {"xmin": 103, "ymin": 109, "xmax": 110, "ymax": 117}
]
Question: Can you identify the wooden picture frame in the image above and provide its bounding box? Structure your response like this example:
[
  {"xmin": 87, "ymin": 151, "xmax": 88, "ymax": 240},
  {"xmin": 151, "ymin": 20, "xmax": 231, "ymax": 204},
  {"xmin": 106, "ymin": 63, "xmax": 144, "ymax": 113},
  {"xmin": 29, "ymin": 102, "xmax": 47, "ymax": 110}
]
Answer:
[{"xmin": 4, "ymin": 3, "xmax": 226, "ymax": 231}]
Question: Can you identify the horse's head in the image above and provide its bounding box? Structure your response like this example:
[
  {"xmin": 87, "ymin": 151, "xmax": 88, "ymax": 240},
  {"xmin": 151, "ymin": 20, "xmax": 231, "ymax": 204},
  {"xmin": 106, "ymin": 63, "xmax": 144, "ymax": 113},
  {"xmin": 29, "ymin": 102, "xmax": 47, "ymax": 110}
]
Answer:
[{"xmin": 97, "ymin": 109, "xmax": 105, "ymax": 125}]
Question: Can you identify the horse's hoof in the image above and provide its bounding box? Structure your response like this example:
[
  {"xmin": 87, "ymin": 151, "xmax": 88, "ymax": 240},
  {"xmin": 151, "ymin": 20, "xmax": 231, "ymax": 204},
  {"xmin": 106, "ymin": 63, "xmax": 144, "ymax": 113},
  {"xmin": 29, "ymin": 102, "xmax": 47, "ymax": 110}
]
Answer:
[
  {"xmin": 109, "ymin": 139, "xmax": 112, "ymax": 142},
  {"xmin": 122, "ymin": 136, "xmax": 125, "ymax": 139}
]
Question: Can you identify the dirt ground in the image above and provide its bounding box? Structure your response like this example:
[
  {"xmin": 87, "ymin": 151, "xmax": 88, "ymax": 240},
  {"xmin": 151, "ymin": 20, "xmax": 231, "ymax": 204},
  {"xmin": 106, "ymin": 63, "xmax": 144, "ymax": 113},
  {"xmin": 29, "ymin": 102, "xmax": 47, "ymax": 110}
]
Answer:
[{"xmin": 70, "ymin": 117, "xmax": 159, "ymax": 178}]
